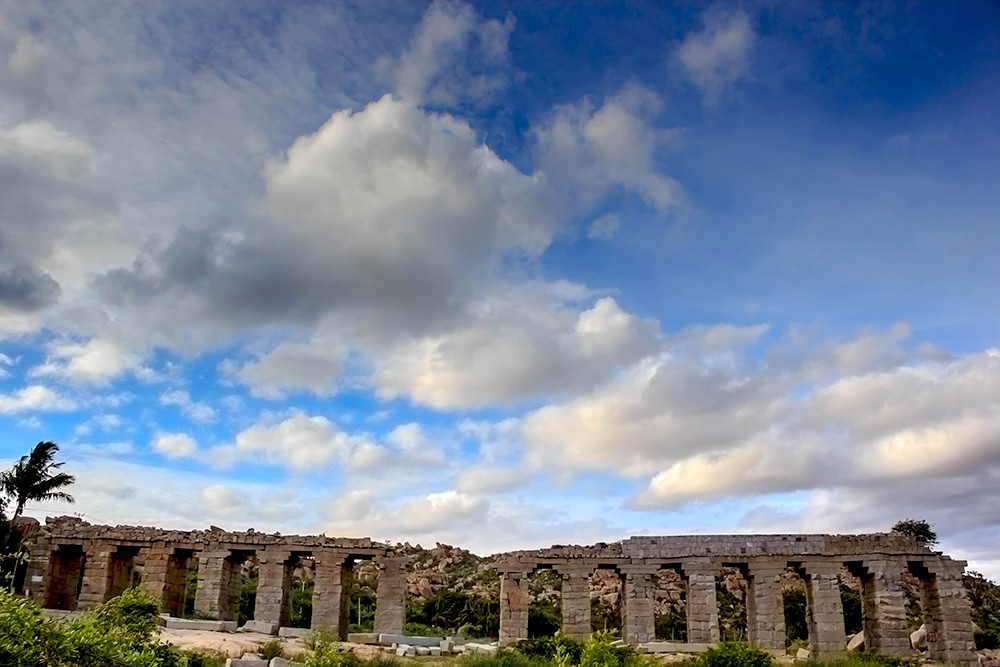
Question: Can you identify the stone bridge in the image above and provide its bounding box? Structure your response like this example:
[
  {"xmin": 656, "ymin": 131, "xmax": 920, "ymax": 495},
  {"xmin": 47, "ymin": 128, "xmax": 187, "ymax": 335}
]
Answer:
[{"xmin": 24, "ymin": 518, "xmax": 977, "ymax": 664}]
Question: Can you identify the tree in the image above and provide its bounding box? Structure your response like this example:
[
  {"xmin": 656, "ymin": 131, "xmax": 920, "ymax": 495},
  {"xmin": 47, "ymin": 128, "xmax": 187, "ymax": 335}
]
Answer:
[
  {"xmin": 1, "ymin": 441, "xmax": 75, "ymax": 521},
  {"xmin": 891, "ymin": 518, "xmax": 938, "ymax": 545}
]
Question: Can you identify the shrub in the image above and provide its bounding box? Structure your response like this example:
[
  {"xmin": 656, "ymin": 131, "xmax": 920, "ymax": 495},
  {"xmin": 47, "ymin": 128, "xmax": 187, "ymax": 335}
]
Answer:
[
  {"xmin": 258, "ymin": 639, "xmax": 285, "ymax": 660},
  {"xmin": 516, "ymin": 632, "xmax": 583, "ymax": 663},
  {"xmin": 696, "ymin": 642, "xmax": 774, "ymax": 667},
  {"xmin": 92, "ymin": 587, "xmax": 161, "ymax": 640},
  {"xmin": 459, "ymin": 649, "xmax": 554, "ymax": 667}
]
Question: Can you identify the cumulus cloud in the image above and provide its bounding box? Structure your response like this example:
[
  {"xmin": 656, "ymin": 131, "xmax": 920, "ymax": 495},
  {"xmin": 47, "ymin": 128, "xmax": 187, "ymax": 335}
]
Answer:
[
  {"xmin": 0, "ymin": 384, "xmax": 77, "ymax": 414},
  {"xmin": 534, "ymin": 85, "xmax": 682, "ymax": 215},
  {"xmin": 159, "ymin": 389, "xmax": 217, "ymax": 423},
  {"xmin": 384, "ymin": 0, "xmax": 516, "ymax": 106},
  {"xmin": 152, "ymin": 432, "xmax": 198, "ymax": 460},
  {"xmin": 0, "ymin": 264, "xmax": 60, "ymax": 312},
  {"xmin": 675, "ymin": 8, "xmax": 754, "ymax": 104},
  {"xmin": 234, "ymin": 337, "xmax": 343, "ymax": 399},
  {"xmin": 326, "ymin": 489, "xmax": 489, "ymax": 537},
  {"xmin": 374, "ymin": 292, "xmax": 660, "ymax": 408}
]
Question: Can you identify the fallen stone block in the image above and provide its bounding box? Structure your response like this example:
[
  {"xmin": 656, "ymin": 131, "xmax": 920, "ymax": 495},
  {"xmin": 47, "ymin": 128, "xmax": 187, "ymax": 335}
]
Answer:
[
  {"xmin": 910, "ymin": 624, "xmax": 928, "ymax": 650},
  {"xmin": 429, "ymin": 648, "xmax": 442, "ymax": 656},
  {"xmin": 270, "ymin": 659, "xmax": 307, "ymax": 667},
  {"xmin": 379, "ymin": 634, "xmax": 441, "ymax": 647},
  {"xmin": 278, "ymin": 627, "xmax": 310, "ymax": 639},
  {"xmin": 847, "ymin": 633, "xmax": 865, "ymax": 652},
  {"xmin": 348, "ymin": 633, "xmax": 379, "ymax": 644},
  {"xmin": 239, "ymin": 620, "xmax": 278, "ymax": 635},
  {"xmin": 641, "ymin": 642, "xmax": 714, "ymax": 654},
  {"xmin": 395, "ymin": 645, "xmax": 417, "ymax": 657},
  {"xmin": 464, "ymin": 643, "xmax": 498, "ymax": 654},
  {"xmin": 225, "ymin": 659, "xmax": 266, "ymax": 667},
  {"xmin": 417, "ymin": 647, "xmax": 431, "ymax": 656},
  {"xmin": 796, "ymin": 647, "xmax": 811, "ymax": 661},
  {"xmin": 439, "ymin": 639, "xmax": 454, "ymax": 653},
  {"xmin": 165, "ymin": 617, "xmax": 238, "ymax": 632}
]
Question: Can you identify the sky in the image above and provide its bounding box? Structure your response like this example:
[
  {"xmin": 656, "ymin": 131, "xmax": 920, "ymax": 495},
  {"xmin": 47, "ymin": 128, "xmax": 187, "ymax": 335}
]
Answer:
[{"xmin": 0, "ymin": 1, "xmax": 998, "ymax": 577}]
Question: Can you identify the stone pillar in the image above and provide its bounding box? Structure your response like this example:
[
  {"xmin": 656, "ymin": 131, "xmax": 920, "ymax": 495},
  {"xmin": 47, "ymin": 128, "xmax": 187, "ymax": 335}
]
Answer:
[
  {"xmin": 312, "ymin": 553, "xmax": 347, "ymax": 636},
  {"xmin": 682, "ymin": 562, "xmax": 719, "ymax": 643},
  {"xmin": 373, "ymin": 557, "xmax": 406, "ymax": 635},
  {"xmin": 256, "ymin": 550, "xmax": 292, "ymax": 627},
  {"xmin": 499, "ymin": 570, "xmax": 530, "ymax": 645},
  {"xmin": 746, "ymin": 561, "xmax": 785, "ymax": 652},
  {"xmin": 921, "ymin": 562, "xmax": 977, "ymax": 666},
  {"xmin": 561, "ymin": 567, "xmax": 592, "ymax": 639},
  {"xmin": 800, "ymin": 562, "xmax": 846, "ymax": 658},
  {"xmin": 621, "ymin": 568, "xmax": 655, "ymax": 644},
  {"xmin": 139, "ymin": 544, "xmax": 175, "ymax": 614},
  {"xmin": 194, "ymin": 551, "xmax": 243, "ymax": 621},
  {"xmin": 860, "ymin": 559, "xmax": 910, "ymax": 657}
]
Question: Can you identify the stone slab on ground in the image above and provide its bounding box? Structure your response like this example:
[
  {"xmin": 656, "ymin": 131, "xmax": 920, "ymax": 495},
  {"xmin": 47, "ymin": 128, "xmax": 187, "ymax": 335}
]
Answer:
[
  {"xmin": 379, "ymin": 634, "xmax": 442, "ymax": 647},
  {"xmin": 847, "ymin": 633, "xmax": 865, "ymax": 652},
  {"xmin": 348, "ymin": 633, "xmax": 379, "ymax": 644},
  {"xmin": 641, "ymin": 642, "xmax": 714, "ymax": 654},
  {"xmin": 269, "ymin": 659, "xmax": 306, "ymax": 667},
  {"xmin": 159, "ymin": 628, "xmax": 303, "ymax": 660},
  {"xmin": 225, "ymin": 659, "xmax": 266, "ymax": 666},
  {"xmin": 239, "ymin": 620, "xmax": 278, "ymax": 635},
  {"xmin": 464, "ymin": 642, "xmax": 498, "ymax": 654},
  {"xmin": 278, "ymin": 627, "xmax": 310, "ymax": 639},
  {"xmin": 164, "ymin": 617, "xmax": 238, "ymax": 632}
]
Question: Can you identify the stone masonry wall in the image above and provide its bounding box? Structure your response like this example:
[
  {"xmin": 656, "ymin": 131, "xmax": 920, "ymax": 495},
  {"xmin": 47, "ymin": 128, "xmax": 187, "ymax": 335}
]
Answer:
[{"xmin": 24, "ymin": 518, "xmax": 978, "ymax": 666}]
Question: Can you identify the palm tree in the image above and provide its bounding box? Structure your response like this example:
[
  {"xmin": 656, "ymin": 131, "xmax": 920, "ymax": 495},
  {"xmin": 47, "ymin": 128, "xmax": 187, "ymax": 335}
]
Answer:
[{"xmin": 2, "ymin": 441, "xmax": 75, "ymax": 521}]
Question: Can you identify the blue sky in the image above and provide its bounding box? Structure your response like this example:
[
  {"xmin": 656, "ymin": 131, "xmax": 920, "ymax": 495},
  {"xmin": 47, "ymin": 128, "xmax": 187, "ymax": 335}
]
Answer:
[{"xmin": 0, "ymin": 1, "xmax": 998, "ymax": 576}]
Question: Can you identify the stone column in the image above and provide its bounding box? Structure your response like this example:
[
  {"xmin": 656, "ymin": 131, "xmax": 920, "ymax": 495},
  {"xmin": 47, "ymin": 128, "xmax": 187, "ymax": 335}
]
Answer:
[
  {"xmin": 621, "ymin": 568, "xmax": 655, "ymax": 644},
  {"xmin": 194, "ymin": 551, "xmax": 242, "ymax": 621},
  {"xmin": 682, "ymin": 562, "xmax": 719, "ymax": 644},
  {"xmin": 860, "ymin": 559, "xmax": 910, "ymax": 657},
  {"xmin": 561, "ymin": 567, "xmax": 592, "ymax": 639},
  {"xmin": 373, "ymin": 557, "xmax": 406, "ymax": 635},
  {"xmin": 922, "ymin": 562, "xmax": 977, "ymax": 666},
  {"xmin": 312, "ymin": 553, "xmax": 347, "ymax": 636},
  {"xmin": 256, "ymin": 550, "xmax": 292, "ymax": 628},
  {"xmin": 800, "ymin": 562, "xmax": 846, "ymax": 657},
  {"xmin": 746, "ymin": 561, "xmax": 785, "ymax": 652},
  {"xmin": 77, "ymin": 543, "xmax": 113, "ymax": 609},
  {"xmin": 139, "ymin": 544, "xmax": 174, "ymax": 613},
  {"xmin": 499, "ymin": 570, "xmax": 530, "ymax": 645}
]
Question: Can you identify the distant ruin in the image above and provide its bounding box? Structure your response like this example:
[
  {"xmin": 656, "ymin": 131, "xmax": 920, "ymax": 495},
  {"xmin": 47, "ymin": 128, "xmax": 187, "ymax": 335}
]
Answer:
[{"xmin": 25, "ymin": 517, "xmax": 978, "ymax": 665}]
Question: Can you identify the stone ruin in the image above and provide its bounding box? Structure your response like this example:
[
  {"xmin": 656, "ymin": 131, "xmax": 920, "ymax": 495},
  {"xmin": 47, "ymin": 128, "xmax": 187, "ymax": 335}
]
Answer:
[{"xmin": 24, "ymin": 517, "xmax": 978, "ymax": 664}]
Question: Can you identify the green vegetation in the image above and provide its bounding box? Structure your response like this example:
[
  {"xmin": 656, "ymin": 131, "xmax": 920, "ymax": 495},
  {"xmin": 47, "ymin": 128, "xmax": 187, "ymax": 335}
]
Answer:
[
  {"xmin": 305, "ymin": 631, "xmax": 401, "ymax": 667},
  {"xmin": 697, "ymin": 642, "xmax": 775, "ymax": 667},
  {"xmin": 965, "ymin": 570, "xmax": 1000, "ymax": 649},
  {"xmin": 783, "ymin": 589, "xmax": 808, "ymax": 647},
  {"xmin": 890, "ymin": 519, "xmax": 937, "ymax": 546},
  {"xmin": 406, "ymin": 587, "xmax": 500, "ymax": 638},
  {"xmin": 258, "ymin": 638, "xmax": 285, "ymax": 660},
  {"xmin": 0, "ymin": 587, "xmax": 212, "ymax": 666}
]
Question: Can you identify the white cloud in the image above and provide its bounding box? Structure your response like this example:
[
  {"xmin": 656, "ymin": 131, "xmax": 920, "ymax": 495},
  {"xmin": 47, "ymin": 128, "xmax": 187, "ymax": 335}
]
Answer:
[
  {"xmin": 588, "ymin": 213, "xmax": 621, "ymax": 240},
  {"xmin": 675, "ymin": 8, "xmax": 754, "ymax": 104},
  {"xmin": 326, "ymin": 489, "xmax": 489, "ymax": 537},
  {"xmin": 159, "ymin": 389, "xmax": 217, "ymax": 423},
  {"xmin": 235, "ymin": 337, "xmax": 342, "ymax": 399},
  {"xmin": 385, "ymin": 0, "xmax": 516, "ymax": 106},
  {"xmin": 534, "ymin": 85, "xmax": 682, "ymax": 215},
  {"xmin": 152, "ymin": 432, "xmax": 198, "ymax": 460},
  {"xmin": 0, "ymin": 384, "xmax": 77, "ymax": 414},
  {"xmin": 374, "ymin": 293, "xmax": 660, "ymax": 408}
]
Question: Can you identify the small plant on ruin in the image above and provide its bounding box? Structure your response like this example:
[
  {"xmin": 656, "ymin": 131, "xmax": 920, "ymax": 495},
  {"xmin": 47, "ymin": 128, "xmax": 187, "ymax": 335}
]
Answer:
[{"xmin": 258, "ymin": 639, "xmax": 285, "ymax": 660}]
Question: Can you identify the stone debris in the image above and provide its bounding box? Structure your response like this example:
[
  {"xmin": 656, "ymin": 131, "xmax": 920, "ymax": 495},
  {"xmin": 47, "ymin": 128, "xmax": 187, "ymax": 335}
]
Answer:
[
  {"xmin": 847, "ymin": 633, "xmax": 865, "ymax": 652},
  {"xmin": 239, "ymin": 620, "xmax": 278, "ymax": 635},
  {"xmin": 796, "ymin": 647, "xmax": 811, "ymax": 661},
  {"xmin": 911, "ymin": 623, "xmax": 928, "ymax": 650}
]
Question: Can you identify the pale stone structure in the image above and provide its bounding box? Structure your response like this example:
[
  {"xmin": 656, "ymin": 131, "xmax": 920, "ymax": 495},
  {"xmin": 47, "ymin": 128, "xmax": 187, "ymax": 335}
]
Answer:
[{"xmin": 24, "ymin": 518, "xmax": 978, "ymax": 665}]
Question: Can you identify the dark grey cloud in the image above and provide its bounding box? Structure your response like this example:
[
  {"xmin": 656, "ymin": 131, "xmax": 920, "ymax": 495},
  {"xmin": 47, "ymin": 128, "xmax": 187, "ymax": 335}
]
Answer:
[{"xmin": 0, "ymin": 264, "xmax": 61, "ymax": 312}]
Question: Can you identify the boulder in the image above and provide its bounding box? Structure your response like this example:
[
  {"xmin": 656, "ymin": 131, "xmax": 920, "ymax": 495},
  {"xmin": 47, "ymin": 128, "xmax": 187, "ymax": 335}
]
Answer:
[{"xmin": 910, "ymin": 623, "xmax": 928, "ymax": 650}]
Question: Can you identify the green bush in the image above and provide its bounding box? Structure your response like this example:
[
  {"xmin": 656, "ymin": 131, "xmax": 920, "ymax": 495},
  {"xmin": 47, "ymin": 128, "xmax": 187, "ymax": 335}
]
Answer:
[
  {"xmin": 654, "ymin": 603, "xmax": 687, "ymax": 641},
  {"xmin": 516, "ymin": 632, "xmax": 583, "ymax": 663},
  {"xmin": 801, "ymin": 652, "xmax": 917, "ymax": 667},
  {"xmin": 696, "ymin": 642, "xmax": 775, "ymax": 667},
  {"xmin": 258, "ymin": 639, "xmax": 285, "ymax": 660},
  {"xmin": 460, "ymin": 649, "xmax": 554, "ymax": 667},
  {"xmin": 529, "ymin": 601, "xmax": 562, "ymax": 638},
  {"xmin": 783, "ymin": 589, "xmax": 808, "ymax": 647},
  {"xmin": 0, "ymin": 588, "xmax": 198, "ymax": 667},
  {"xmin": 406, "ymin": 588, "xmax": 499, "ymax": 638}
]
